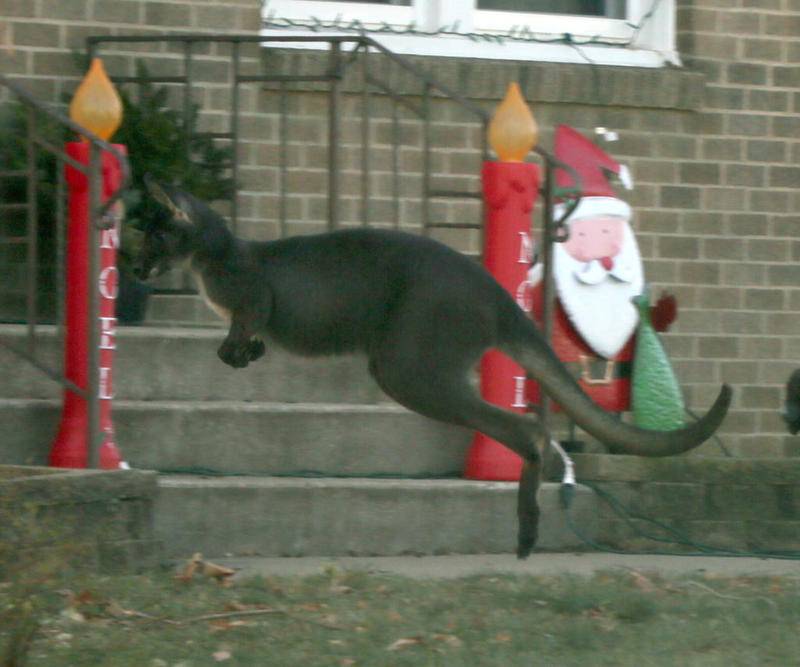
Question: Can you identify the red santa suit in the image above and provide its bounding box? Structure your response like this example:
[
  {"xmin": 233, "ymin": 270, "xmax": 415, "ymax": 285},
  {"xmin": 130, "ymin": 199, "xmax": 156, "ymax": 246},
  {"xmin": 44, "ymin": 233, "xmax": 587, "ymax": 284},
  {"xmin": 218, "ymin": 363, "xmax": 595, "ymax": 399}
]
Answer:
[{"xmin": 528, "ymin": 125, "xmax": 642, "ymax": 413}]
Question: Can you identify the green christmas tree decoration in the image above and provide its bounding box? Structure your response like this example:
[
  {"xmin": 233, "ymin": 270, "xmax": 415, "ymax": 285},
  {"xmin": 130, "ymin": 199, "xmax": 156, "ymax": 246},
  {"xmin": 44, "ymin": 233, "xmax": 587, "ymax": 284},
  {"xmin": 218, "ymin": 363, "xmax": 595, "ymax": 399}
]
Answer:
[{"xmin": 631, "ymin": 290, "xmax": 686, "ymax": 431}]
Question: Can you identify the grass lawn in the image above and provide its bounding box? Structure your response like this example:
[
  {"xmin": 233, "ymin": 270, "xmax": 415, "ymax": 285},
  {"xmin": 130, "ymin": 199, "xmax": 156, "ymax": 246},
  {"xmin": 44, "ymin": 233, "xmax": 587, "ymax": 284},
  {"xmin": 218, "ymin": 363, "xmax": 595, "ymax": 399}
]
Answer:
[{"xmin": 2, "ymin": 564, "xmax": 799, "ymax": 666}]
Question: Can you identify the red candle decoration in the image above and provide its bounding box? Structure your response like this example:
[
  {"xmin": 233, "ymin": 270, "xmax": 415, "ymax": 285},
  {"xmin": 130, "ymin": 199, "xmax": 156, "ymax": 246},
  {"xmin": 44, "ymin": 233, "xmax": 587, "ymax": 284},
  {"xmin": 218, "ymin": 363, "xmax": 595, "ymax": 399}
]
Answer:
[
  {"xmin": 49, "ymin": 59, "xmax": 126, "ymax": 469},
  {"xmin": 464, "ymin": 83, "xmax": 540, "ymax": 481}
]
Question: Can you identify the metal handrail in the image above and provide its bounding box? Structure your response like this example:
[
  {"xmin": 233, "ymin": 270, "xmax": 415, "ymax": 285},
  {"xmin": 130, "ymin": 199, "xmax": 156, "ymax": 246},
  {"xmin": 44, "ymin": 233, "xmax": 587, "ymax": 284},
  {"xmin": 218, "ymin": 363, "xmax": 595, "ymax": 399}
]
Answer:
[{"xmin": 86, "ymin": 33, "xmax": 490, "ymax": 237}]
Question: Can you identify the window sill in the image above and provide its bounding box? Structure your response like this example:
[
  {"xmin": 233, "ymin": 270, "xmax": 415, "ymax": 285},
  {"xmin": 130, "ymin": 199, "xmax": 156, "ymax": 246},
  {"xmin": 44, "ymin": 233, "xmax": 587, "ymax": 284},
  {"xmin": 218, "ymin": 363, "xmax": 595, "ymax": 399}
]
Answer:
[
  {"xmin": 259, "ymin": 39, "xmax": 706, "ymax": 112},
  {"xmin": 261, "ymin": 29, "xmax": 679, "ymax": 69}
]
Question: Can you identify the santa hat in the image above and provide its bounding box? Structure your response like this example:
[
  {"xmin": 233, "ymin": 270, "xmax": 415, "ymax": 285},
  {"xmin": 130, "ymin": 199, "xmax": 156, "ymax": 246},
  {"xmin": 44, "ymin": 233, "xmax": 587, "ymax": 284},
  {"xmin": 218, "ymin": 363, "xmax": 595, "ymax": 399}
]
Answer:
[{"xmin": 553, "ymin": 125, "xmax": 633, "ymax": 222}]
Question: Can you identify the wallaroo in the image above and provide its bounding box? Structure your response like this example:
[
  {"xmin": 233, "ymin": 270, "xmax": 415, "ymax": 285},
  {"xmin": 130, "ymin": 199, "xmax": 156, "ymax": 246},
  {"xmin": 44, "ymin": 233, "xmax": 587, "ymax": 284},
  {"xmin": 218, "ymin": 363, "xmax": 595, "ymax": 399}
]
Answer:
[{"xmin": 135, "ymin": 178, "xmax": 732, "ymax": 559}]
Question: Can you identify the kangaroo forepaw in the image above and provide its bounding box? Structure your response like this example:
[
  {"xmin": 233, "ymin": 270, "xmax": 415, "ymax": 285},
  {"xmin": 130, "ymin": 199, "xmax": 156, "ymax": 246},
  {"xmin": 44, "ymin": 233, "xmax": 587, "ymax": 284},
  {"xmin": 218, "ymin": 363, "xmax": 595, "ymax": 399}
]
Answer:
[
  {"xmin": 217, "ymin": 339, "xmax": 251, "ymax": 369},
  {"xmin": 247, "ymin": 338, "xmax": 266, "ymax": 361}
]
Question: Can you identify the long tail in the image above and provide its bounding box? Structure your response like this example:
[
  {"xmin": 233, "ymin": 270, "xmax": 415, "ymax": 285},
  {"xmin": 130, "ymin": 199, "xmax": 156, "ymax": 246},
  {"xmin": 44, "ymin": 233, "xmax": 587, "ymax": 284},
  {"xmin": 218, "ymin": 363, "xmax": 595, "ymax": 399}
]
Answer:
[{"xmin": 501, "ymin": 313, "xmax": 731, "ymax": 457}]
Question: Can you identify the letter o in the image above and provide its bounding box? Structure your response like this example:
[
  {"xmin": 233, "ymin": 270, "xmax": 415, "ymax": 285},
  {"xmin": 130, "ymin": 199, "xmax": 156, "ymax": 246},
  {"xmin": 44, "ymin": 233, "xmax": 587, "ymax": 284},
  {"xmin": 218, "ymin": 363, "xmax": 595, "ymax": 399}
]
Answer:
[{"xmin": 98, "ymin": 266, "xmax": 119, "ymax": 300}]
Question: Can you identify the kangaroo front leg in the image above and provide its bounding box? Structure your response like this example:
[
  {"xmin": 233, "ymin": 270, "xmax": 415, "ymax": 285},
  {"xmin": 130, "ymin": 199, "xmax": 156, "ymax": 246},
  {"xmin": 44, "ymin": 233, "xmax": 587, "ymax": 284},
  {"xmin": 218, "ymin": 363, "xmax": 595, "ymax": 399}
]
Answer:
[{"xmin": 218, "ymin": 314, "xmax": 262, "ymax": 369}]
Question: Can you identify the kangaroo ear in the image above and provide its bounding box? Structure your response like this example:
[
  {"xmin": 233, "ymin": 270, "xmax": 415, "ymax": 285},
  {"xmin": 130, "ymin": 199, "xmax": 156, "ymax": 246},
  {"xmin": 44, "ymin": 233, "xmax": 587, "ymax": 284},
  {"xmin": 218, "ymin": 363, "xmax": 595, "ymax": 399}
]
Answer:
[{"xmin": 144, "ymin": 174, "xmax": 192, "ymax": 225}]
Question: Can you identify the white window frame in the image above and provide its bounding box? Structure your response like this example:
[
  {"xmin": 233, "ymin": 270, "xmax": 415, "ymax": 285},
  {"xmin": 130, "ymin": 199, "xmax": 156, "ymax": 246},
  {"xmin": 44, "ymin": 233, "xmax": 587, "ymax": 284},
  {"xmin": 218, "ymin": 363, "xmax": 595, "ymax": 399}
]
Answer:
[{"xmin": 262, "ymin": 0, "xmax": 679, "ymax": 68}]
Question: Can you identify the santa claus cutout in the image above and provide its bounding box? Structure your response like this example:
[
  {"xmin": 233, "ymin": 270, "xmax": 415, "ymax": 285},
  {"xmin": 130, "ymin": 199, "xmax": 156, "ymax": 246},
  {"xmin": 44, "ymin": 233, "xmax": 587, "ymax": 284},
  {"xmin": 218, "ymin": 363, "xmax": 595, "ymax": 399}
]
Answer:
[{"xmin": 529, "ymin": 125, "xmax": 673, "ymax": 414}]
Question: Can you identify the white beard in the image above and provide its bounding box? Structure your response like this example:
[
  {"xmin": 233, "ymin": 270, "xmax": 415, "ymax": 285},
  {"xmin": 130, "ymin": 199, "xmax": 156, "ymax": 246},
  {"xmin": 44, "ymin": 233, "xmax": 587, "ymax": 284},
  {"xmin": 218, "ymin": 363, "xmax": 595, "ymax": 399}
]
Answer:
[{"xmin": 553, "ymin": 225, "xmax": 644, "ymax": 359}]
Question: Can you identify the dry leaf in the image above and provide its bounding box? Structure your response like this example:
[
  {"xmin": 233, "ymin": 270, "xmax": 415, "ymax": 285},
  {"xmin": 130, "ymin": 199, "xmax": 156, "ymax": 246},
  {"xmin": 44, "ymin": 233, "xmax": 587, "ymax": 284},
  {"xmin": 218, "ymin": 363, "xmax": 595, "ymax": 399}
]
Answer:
[
  {"xmin": 433, "ymin": 633, "xmax": 463, "ymax": 648},
  {"xmin": 493, "ymin": 632, "xmax": 512, "ymax": 643},
  {"xmin": 175, "ymin": 553, "xmax": 204, "ymax": 582},
  {"xmin": 339, "ymin": 659, "xmax": 356, "ymax": 667},
  {"xmin": 203, "ymin": 560, "xmax": 236, "ymax": 582},
  {"xmin": 330, "ymin": 585, "xmax": 354, "ymax": 595},
  {"xmin": 599, "ymin": 619, "xmax": 618, "ymax": 633},
  {"xmin": 76, "ymin": 590, "xmax": 96, "ymax": 605},
  {"xmin": 60, "ymin": 607, "xmax": 87, "ymax": 623},
  {"xmin": 105, "ymin": 600, "xmax": 133, "ymax": 618},
  {"xmin": 212, "ymin": 649, "xmax": 232, "ymax": 661},
  {"xmin": 209, "ymin": 619, "xmax": 251, "ymax": 632},
  {"xmin": 175, "ymin": 553, "xmax": 235, "ymax": 585},
  {"xmin": 387, "ymin": 636, "xmax": 424, "ymax": 651},
  {"xmin": 630, "ymin": 570, "xmax": 656, "ymax": 593}
]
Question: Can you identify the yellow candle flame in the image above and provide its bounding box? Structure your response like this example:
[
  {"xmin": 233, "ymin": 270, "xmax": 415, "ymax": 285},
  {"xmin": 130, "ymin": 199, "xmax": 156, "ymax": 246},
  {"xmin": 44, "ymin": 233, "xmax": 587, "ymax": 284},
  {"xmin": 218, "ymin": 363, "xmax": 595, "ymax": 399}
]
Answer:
[
  {"xmin": 488, "ymin": 82, "xmax": 539, "ymax": 162},
  {"xmin": 69, "ymin": 58, "xmax": 123, "ymax": 142}
]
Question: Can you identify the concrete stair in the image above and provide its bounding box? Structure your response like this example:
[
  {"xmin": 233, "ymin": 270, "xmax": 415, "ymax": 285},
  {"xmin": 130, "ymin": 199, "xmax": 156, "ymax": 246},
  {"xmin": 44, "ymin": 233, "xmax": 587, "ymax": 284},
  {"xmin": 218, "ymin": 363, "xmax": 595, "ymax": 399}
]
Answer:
[
  {"xmin": 144, "ymin": 293, "xmax": 223, "ymax": 327},
  {"xmin": 156, "ymin": 476, "xmax": 596, "ymax": 558},
  {"xmin": 1, "ymin": 399, "xmax": 470, "ymax": 476},
  {"xmin": 0, "ymin": 324, "xmax": 599, "ymax": 558}
]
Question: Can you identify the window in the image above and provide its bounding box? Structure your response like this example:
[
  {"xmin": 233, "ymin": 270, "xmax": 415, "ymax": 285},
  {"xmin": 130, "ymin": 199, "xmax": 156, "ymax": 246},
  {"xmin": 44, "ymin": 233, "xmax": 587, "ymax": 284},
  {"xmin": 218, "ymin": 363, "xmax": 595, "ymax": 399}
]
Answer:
[{"xmin": 262, "ymin": 0, "xmax": 678, "ymax": 67}]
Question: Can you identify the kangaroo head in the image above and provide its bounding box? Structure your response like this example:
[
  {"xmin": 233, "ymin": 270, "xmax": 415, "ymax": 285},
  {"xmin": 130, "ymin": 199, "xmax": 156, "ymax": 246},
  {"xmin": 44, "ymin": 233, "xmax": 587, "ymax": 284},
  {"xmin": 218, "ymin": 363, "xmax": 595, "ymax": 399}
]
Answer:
[{"xmin": 134, "ymin": 177, "xmax": 199, "ymax": 280}]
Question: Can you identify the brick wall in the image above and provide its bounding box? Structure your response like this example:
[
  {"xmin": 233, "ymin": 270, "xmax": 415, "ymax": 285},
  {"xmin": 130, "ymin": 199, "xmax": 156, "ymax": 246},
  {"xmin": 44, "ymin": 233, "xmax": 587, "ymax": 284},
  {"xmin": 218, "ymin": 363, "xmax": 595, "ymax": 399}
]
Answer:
[
  {"xmin": 2, "ymin": 0, "xmax": 799, "ymax": 458},
  {"xmin": 672, "ymin": 0, "xmax": 800, "ymax": 458},
  {"xmin": 1, "ymin": 1, "xmax": 261, "ymax": 100}
]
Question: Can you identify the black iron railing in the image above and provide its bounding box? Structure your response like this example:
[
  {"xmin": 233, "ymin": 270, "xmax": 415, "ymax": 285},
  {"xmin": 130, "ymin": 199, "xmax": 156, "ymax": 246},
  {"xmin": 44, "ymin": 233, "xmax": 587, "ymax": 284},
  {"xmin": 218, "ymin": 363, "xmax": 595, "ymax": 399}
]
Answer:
[{"xmin": 87, "ymin": 34, "xmax": 490, "ymax": 239}]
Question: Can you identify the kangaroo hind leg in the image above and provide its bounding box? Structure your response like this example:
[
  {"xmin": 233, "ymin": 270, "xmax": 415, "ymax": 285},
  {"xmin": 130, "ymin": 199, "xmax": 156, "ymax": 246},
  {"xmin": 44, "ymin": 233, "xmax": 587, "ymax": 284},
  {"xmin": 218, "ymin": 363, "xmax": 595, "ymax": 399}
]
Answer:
[{"xmin": 368, "ymin": 343, "xmax": 545, "ymax": 559}]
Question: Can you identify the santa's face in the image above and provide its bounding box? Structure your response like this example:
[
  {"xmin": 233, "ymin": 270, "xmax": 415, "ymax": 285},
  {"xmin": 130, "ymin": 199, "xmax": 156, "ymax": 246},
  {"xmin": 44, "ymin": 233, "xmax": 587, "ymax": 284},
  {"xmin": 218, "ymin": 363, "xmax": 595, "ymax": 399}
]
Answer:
[
  {"xmin": 553, "ymin": 218, "xmax": 644, "ymax": 359},
  {"xmin": 563, "ymin": 215, "xmax": 625, "ymax": 264}
]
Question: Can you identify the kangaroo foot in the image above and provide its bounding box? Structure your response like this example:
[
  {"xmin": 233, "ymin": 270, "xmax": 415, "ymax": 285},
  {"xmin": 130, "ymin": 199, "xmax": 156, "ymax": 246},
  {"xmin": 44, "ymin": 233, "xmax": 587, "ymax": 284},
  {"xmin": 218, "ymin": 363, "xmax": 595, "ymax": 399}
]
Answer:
[
  {"xmin": 247, "ymin": 338, "xmax": 266, "ymax": 362},
  {"xmin": 217, "ymin": 338, "xmax": 251, "ymax": 368},
  {"xmin": 516, "ymin": 460, "xmax": 540, "ymax": 559}
]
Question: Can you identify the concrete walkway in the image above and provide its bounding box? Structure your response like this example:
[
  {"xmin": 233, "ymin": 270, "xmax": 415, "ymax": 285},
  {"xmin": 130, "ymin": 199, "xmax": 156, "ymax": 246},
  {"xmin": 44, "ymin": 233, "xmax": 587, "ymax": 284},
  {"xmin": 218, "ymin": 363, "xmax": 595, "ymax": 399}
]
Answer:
[{"xmin": 217, "ymin": 552, "xmax": 800, "ymax": 580}]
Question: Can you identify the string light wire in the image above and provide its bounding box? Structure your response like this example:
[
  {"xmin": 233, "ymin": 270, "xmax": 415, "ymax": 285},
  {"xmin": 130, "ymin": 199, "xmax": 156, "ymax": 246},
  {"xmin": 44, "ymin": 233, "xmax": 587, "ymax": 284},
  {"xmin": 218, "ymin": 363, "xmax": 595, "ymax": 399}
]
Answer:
[{"xmin": 262, "ymin": 0, "xmax": 663, "ymax": 53}]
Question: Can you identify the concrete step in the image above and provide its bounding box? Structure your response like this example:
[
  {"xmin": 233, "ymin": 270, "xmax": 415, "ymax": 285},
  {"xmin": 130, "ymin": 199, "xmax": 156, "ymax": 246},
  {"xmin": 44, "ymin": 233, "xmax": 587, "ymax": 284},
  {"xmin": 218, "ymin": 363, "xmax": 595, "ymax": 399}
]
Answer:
[
  {"xmin": 155, "ymin": 476, "xmax": 598, "ymax": 558},
  {"xmin": 116, "ymin": 400, "xmax": 472, "ymax": 475},
  {"xmin": 0, "ymin": 399, "xmax": 472, "ymax": 476},
  {"xmin": 142, "ymin": 271, "xmax": 210, "ymax": 326},
  {"xmin": 144, "ymin": 293, "xmax": 222, "ymax": 327},
  {"xmin": 1, "ymin": 324, "xmax": 388, "ymax": 404}
]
